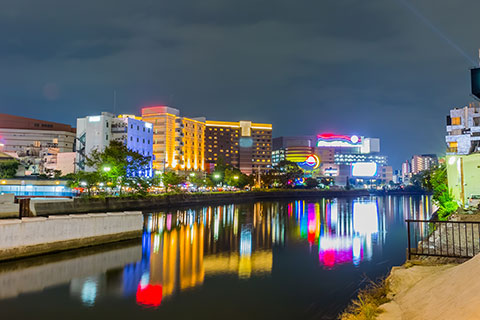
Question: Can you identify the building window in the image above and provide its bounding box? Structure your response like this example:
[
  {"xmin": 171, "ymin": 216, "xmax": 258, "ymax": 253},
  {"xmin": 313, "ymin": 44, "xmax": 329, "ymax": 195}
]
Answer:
[
  {"xmin": 451, "ymin": 117, "xmax": 461, "ymax": 125},
  {"xmin": 106, "ymin": 135, "xmax": 109, "ymax": 140}
]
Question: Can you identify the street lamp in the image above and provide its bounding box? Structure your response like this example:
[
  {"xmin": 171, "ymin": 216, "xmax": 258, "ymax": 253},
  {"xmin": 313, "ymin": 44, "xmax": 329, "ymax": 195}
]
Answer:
[
  {"xmin": 233, "ymin": 175, "xmax": 239, "ymax": 180},
  {"xmin": 213, "ymin": 173, "xmax": 220, "ymax": 180},
  {"xmin": 103, "ymin": 166, "xmax": 111, "ymax": 172},
  {"xmin": 190, "ymin": 172, "xmax": 196, "ymax": 177}
]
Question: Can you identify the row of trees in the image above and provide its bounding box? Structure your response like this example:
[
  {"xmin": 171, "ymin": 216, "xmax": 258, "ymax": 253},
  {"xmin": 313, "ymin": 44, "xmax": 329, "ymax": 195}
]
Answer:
[{"xmin": 67, "ymin": 142, "xmax": 329, "ymax": 197}]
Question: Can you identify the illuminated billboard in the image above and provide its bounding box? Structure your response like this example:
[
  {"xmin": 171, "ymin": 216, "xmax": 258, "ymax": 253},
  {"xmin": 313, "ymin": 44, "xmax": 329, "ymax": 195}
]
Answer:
[
  {"xmin": 351, "ymin": 162, "xmax": 377, "ymax": 177},
  {"xmin": 317, "ymin": 133, "xmax": 362, "ymax": 148}
]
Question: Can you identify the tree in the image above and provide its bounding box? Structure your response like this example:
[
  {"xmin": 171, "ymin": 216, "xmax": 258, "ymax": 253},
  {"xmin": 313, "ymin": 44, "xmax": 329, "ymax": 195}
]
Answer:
[
  {"xmin": 162, "ymin": 171, "xmax": 185, "ymax": 192},
  {"xmin": 86, "ymin": 140, "xmax": 151, "ymax": 194},
  {"xmin": 260, "ymin": 161, "xmax": 304, "ymax": 189},
  {"xmin": 0, "ymin": 160, "xmax": 19, "ymax": 178},
  {"xmin": 67, "ymin": 171, "xmax": 100, "ymax": 196}
]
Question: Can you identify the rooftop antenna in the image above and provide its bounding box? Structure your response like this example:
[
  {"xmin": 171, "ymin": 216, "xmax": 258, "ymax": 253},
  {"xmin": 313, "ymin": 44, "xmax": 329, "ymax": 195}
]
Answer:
[{"xmin": 113, "ymin": 90, "xmax": 117, "ymax": 115}]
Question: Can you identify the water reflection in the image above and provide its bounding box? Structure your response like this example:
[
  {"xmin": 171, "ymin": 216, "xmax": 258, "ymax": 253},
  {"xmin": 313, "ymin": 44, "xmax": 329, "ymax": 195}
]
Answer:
[
  {"xmin": 0, "ymin": 195, "xmax": 432, "ymax": 317},
  {"xmin": 121, "ymin": 195, "xmax": 430, "ymax": 308}
]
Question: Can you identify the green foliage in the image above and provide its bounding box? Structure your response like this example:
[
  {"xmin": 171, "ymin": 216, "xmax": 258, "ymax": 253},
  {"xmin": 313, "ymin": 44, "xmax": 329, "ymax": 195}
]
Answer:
[
  {"xmin": 261, "ymin": 160, "xmax": 304, "ymax": 188},
  {"xmin": 208, "ymin": 158, "xmax": 253, "ymax": 189},
  {"xmin": 424, "ymin": 164, "xmax": 458, "ymax": 220},
  {"xmin": 67, "ymin": 171, "xmax": 101, "ymax": 196},
  {"xmin": 162, "ymin": 171, "xmax": 185, "ymax": 191},
  {"xmin": 0, "ymin": 160, "xmax": 19, "ymax": 178},
  {"xmin": 85, "ymin": 140, "xmax": 151, "ymax": 194}
]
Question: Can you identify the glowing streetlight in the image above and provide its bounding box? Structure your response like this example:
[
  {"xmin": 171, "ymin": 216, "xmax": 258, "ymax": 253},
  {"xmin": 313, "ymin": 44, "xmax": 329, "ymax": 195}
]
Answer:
[
  {"xmin": 233, "ymin": 176, "xmax": 239, "ymax": 180},
  {"xmin": 103, "ymin": 166, "xmax": 111, "ymax": 172},
  {"xmin": 213, "ymin": 173, "xmax": 221, "ymax": 180},
  {"xmin": 190, "ymin": 172, "xmax": 196, "ymax": 177}
]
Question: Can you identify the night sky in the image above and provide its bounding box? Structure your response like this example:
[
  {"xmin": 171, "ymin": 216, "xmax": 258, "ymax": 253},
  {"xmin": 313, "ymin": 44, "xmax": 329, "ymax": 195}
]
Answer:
[{"xmin": 0, "ymin": 0, "xmax": 479, "ymax": 168}]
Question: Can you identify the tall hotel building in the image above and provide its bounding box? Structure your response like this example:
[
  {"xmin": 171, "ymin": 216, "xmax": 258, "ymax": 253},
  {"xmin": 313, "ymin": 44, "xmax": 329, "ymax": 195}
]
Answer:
[
  {"xmin": 141, "ymin": 106, "xmax": 205, "ymax": 172},
  {"xmin": 204, "ymin": 121, "xmax": 272, "ymax": 175}
]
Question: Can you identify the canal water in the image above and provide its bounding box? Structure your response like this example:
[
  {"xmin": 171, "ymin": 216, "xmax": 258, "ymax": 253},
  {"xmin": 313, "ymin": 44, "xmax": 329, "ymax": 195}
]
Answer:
[{"xmin": 0, "ymin": 195, "xmax": 431, "ymax": 320}]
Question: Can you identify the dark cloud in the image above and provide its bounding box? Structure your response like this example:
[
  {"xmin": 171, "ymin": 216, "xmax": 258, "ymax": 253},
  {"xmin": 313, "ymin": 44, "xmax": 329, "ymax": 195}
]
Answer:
[{"xmin": 0, "ymin": 0, "xmax": 478, "ymax": 168}]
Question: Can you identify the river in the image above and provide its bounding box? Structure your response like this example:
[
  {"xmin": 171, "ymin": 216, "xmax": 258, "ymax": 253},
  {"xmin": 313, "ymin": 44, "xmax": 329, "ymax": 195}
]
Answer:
[{"xmin": 0, "ymin": 195, "xmax": 431, "ymax": 320}]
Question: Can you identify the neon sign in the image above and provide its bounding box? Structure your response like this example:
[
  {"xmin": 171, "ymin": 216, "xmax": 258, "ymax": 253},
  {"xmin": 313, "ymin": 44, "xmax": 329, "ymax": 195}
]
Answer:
[
  {"xmin": 298, "ymin": 154, "xmax": 320, "ymax": 171},
  {"xmin": 317, "ymin": 133, "xmax": 362, "ymax": 148}
]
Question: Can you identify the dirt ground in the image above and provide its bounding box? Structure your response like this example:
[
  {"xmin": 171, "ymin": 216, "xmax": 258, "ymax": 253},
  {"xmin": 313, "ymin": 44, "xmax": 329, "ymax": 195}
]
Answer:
[{"xmin": 378, "ymin": 255, "xmax": 480, "ymax": 320}]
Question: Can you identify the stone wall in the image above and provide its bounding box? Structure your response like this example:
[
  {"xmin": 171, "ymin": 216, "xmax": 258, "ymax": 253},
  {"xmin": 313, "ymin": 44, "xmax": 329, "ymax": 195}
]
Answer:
[{"xmin": 0, "ymin": 211, "xmax": 143, "ymax": 261}]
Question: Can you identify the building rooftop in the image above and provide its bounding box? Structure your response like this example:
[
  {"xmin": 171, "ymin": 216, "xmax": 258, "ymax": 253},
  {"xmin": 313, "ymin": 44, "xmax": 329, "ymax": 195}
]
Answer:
[{"xmin": 0, "ymin": 114, "xmax": 75, "ymax": 133}]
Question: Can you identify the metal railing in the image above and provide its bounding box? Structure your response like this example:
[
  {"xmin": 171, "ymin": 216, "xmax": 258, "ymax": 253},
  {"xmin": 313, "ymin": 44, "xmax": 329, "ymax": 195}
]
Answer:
[{"xmin": 406, "ymin": 219, "xmax": 480, "ymax": 259}]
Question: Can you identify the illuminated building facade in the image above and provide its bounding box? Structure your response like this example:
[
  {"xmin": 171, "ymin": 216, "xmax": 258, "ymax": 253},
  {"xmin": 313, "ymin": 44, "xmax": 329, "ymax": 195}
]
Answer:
[
  {"xmin": 204, "ymin": 120, "xmax": 272, "ymax": 175},
  {"xmin": 314, "ymin": 133, "xmax": 392, "ymax": 185},
  {"xmin": 76, "ymin": 112, "xmax": 153, "ymax": 175},
  {"xmin": 141, "ymin": 106, "xmax": 205, "ymax": 172},
  {"xmin": 272, "ymin": 136, "xmax": 316, "ymax": 167}
]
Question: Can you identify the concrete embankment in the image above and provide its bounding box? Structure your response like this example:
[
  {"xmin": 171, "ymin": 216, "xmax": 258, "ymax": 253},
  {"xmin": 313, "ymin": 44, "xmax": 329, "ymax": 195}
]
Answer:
[
  {"xmin": 0, "ymin": 211, "xmax": 143, "ymax": 262},
  {"xmin": 378, "ymin": 254, "xmax": 480, "ymax": 320},
  {"xmin": 0, "ymin": 241, "xmax": 141, "ymax": 300},
  {"xmin": 31, "ymin": 190, "xmax": 369, "ymax": 216}
]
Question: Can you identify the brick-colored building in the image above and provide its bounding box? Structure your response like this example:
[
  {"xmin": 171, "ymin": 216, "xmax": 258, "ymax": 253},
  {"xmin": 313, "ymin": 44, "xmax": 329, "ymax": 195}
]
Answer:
[{"xmin": 205, "ymin": 120, "xmax": 272, "ymax": 175}]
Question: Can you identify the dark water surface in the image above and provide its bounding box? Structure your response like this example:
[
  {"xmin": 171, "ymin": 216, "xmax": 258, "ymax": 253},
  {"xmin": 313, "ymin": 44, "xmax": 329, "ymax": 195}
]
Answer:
[{"xmin": 0, "ymin": 196, "xmax": 431, "ymax": 320}]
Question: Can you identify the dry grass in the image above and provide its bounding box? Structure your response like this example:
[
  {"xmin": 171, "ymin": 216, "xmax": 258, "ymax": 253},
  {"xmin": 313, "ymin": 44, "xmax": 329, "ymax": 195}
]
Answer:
[{"xmin": 338, "ymin": 278, "xmax": 390, "ymax": 320}]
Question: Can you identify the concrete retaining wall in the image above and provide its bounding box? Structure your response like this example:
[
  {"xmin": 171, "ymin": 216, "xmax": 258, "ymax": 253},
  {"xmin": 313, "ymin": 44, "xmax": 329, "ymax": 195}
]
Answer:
[
  {"xmin": 33, "ymin": 190, "xmax": 370, "ymax": 216},
  {"xmin": 0, "ymin": 211, "xmax": 143, "ymax": 261},
  {"xmin": 0, "ymin": 193, "xmax": 18, "ymax": 218}
]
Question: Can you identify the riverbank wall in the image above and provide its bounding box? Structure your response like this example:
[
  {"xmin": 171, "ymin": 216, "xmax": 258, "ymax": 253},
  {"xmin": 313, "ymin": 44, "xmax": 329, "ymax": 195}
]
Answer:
[
  {"xmin": 31, "ymin": 189, "xmax": 370, "ymax": 216},
  {"xmin": 0, "ymin": 211, "xmax": 143, "ymax": 262}
]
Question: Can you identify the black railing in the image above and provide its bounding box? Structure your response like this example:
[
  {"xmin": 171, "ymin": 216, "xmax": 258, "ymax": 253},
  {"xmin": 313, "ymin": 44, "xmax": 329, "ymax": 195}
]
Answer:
[{"xmin": 406, "ymin": 219, "xmax": 480, "ymax": 259}]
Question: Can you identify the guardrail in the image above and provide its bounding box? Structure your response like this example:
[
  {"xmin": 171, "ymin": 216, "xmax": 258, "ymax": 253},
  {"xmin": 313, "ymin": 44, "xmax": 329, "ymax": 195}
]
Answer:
[{"xmin": 406, "ymin": 219, "xmax": 480, "ymax": 259}]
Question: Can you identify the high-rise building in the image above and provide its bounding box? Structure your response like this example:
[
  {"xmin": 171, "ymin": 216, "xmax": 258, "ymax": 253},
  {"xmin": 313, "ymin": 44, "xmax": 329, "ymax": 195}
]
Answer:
[
  {"xmin": 204, "ymin": 121, "xmax": 272, "ymax": 175},
  {"xmin": 401, "ymin": 160, "xmax": 410, "ymax": 176},
  {"xmin": 141, "ymin": 106, "xmax": 205, "ymax": 172},
  {"xmin": 76, "ymin": 113, "xmax": 153, "ymax": 175},
  {"xmin": 446, "ymin": 102, "xmax": 480, "ymax": 154},
  {"xmin": 411, "ymin": 154, "xmax": 438, "ymax": 174}
]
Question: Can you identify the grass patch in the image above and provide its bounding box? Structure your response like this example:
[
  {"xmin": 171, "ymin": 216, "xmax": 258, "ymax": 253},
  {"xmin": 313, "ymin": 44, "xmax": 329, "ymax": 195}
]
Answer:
[{"xmin": 339, "ymin": 278, "xmax": 390, "ymax": 320}]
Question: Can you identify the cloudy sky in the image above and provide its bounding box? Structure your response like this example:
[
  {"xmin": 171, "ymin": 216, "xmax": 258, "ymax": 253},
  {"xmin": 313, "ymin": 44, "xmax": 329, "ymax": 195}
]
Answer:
[{"xmin": 0, "ymin": 0, "xmax": 479, "ymax": 167}]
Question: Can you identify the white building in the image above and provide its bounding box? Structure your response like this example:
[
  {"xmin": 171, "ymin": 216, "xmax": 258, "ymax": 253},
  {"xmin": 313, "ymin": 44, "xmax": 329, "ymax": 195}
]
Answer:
[
  {"xmin": 446, "ymin": 103, "xmax": 480, "ymax": 155},
  {"xmin": 76, "ymin": 113, "xmax": 153, "ymax": 176},
  {"xmin": 0, "ymin": 113, "xmax": 75, "ymax": 154}
]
